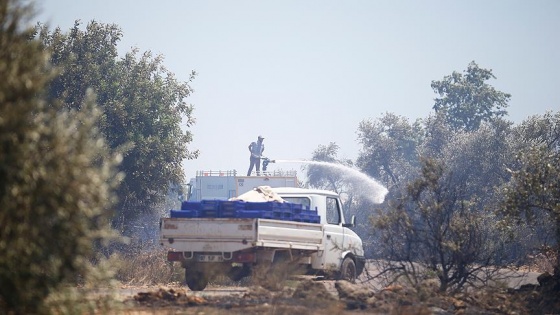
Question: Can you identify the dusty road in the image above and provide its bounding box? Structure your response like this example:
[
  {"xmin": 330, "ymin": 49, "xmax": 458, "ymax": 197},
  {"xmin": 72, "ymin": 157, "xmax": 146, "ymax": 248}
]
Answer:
[
  {"xmin": 117, "ymin": 281, "xmax": 347, "ymax": 315},
  {"xmin": 113, "ymin": 263, "xmax": 543, "ymax": 315}
]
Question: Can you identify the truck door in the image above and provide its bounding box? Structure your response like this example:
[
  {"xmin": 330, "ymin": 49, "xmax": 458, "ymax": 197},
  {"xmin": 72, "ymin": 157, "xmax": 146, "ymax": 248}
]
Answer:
[{"xmin": 321, "ymin": 196, "xmax": 345, "ymax": 271}]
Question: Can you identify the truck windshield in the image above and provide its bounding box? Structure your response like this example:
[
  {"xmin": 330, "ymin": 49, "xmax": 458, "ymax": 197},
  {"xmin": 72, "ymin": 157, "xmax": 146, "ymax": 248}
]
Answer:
[{"xmin": 282, "ymin": 197, "xmax": 311, "ymax": 209}]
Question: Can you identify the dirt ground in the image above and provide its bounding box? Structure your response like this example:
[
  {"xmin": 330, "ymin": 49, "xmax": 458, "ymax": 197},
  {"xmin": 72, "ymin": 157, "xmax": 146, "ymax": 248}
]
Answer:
[{"xmin": 114, "ymin": 270, "xmax": 560, "ymax": 315}]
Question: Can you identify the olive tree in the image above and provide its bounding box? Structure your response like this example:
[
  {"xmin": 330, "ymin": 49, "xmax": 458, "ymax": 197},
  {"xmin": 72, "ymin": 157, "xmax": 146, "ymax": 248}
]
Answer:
[
  {"xmin": 306, "ymin": 143, "xmax": 376, "ymax": 240},
  {"xmin": 372, "ymin": 157, "xmax": 506, "ymax": 292},
  {"xmin": 501, "ymin": 111, "xmax": 560, "ymax": 273},
  {"xmin": 431, "ymin": 61, "xmax": 511, "ymax": 131},
  {"xmin": 367, "ymin": 115, "xmax": 512, "ymax": 292},
  {"xmin": 307, "ymin": 142, "xmax": 353, "ymax": 193},
  {"xmin": 38, "ymin": 21, "xmax": 198, "ymax": 237},
  {"xmin": 356, "ymin": 112, "xmax": 423, "ymax": 192},
  {"xmin": 0, "ymin": 1, "xmax": 120, "ymax": 313}
]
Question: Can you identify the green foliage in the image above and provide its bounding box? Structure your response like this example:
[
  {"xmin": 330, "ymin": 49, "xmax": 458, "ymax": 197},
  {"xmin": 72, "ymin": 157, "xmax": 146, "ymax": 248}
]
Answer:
[
  {"xmin": 37, "ymin": 21, "xmax": 199, "ymax": 236},
  {"xmin": 39, "ymin": 21, "xmax": 122, "ymax": 109},
  {"xmin": 501, "ymin": 111, "xmax": 560, "ymax": 270},
  {"xmin": 372, "ymin": 158, "xmax": 505, "ymax": 292},
  {"xmin": 363, "ymin": 110, "xmax": 560, "ymax": 291},
  {"xmin": 348, "ymin": 62, "xmax": 557, "ymax": 295},
  {"xmin": 308, "ymin": 142, "xmax": 353, "ymax": 193},
  {"xmin": 431, "ymin": 61, "xmax": 511, "ymax": 131},
  {"xmin": 420, "ymin": 113, "xmax": 455, "ymax": 157},
  {"xmin": 357, "ymin": 112, "xmax": 423, "ymax": 190},
  {"xmin": 0, "ymin": 1, "xmax": 121, "ymax": 313},
  {"xmin": 439, "ymin": 119, "xmax": 513, "ymax": 207},
  {"xmin": 307, "ymin": 143, "xmax": 363, "ymax": 234},
  {"xmin": 359, "ymin": 111, "xmax": 515, "ymax": 290}
]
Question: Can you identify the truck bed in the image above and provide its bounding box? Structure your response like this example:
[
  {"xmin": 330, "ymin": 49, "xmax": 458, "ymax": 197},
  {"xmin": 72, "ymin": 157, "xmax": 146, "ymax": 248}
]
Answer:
[{"xmin": 160, "ymin": 218, "xmax": 324, "ymax": 253}]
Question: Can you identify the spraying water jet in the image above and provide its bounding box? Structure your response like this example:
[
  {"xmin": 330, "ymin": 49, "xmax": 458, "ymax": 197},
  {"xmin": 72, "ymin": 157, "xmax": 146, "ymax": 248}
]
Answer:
[{"xmin": 273, "ymin": 159, "xmax": 388, "ymax": 204}]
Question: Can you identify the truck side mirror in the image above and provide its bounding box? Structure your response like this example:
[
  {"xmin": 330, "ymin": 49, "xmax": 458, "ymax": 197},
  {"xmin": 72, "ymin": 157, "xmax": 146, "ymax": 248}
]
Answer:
[{"xmin": 342, "ymin": 215, "xmax": 356, "ymax": 228}]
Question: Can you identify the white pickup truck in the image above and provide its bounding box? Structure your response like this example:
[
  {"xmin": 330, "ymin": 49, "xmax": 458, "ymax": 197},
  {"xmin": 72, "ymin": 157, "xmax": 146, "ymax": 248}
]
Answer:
[{"xmin": 159, "ymin": 187, "xmax": 366, "ymax": 291}]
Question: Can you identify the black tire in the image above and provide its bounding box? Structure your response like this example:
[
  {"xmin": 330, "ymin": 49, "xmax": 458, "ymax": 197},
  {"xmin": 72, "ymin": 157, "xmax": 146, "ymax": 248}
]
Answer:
[
  {"xmin": 339, "ymin": 257, "xmax": 357, "ymax": 283},
  {"xmin": 185, "ymin": 269, "xmax": 208, "ymax": 291}
]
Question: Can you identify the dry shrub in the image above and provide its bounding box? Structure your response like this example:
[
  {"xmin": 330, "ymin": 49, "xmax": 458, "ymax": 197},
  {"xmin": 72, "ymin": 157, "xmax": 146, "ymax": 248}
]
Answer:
[
  {"xmin": 44, "ymin": 255, "xmax": 122, "ymax": 314},
  {"xmin": 113, "ymin": 247, "xmax": 183, "ymax": 286},
  {"xmin": 527, "ymin": 246, "xmax": 558, "ymax": 274},
  {"xmin": 250, "ymin": 258, "xmax": 307, "ymax": 291},
  {"xmin": 250, "ymin": 262, "xmax": 288, "ymax": 291}
]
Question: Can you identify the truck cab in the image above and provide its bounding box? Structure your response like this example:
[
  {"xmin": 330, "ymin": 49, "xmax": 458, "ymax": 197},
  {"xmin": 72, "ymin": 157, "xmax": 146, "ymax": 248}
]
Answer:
[{"xmin": 272, "ymin": 187, "xmax": 365, "ymax": 277}]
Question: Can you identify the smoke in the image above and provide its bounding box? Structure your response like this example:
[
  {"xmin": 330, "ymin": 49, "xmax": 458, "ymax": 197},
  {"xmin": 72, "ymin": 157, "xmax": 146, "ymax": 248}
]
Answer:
[{"xmin": 274, "ymin": 159, "xmax": 388, "ymax": 204}]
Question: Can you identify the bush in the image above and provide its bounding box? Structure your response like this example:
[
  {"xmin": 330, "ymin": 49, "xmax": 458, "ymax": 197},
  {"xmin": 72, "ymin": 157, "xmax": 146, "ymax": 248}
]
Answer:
[
  {"xmin": 112, "ymin": 247, "xmax": 183, "ymax": 286},
  {"xmin": 0, "ymin": 1, "xmax": 121, "ymax": 313}
]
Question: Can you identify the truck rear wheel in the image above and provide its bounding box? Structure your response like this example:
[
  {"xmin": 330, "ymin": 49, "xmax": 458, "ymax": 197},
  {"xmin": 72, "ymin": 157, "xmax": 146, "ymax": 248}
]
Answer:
[
  {"xmin": 185, "ymin": 269, "xmax": 208, "ymax": 291},
  {"xmin": 339, "ymin": 257, "xmax": 357, "ymax": 283}
]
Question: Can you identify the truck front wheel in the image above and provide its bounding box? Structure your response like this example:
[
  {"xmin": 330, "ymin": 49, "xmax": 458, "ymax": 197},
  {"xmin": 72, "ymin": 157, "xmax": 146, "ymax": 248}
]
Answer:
[
  {"xmin": 185, "ymin": 269, "xmax": 208, "ymax": 291},
  {"xmin": 339, "ymin": 257, "xmax": 357, "ymax": 283}
]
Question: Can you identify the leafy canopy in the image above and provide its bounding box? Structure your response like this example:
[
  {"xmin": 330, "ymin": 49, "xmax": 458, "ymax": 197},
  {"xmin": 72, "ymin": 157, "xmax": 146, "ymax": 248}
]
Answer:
[
  {"xmin": 0, "ymin": 1, "xmax": 121, "ymax": 313},
  {"xmin": 431, "ymin": 61, "xmax": 511, "ymax": 131},
  {"xmin": 38, "ymin": 21, "xmax": 199, "ymax": 235}
]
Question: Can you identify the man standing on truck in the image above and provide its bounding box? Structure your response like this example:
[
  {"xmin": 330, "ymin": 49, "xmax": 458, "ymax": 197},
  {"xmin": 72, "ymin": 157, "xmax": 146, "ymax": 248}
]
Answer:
[{"xmin": 247, "ymin": 135, "xmax": 265, "ymax": 176}]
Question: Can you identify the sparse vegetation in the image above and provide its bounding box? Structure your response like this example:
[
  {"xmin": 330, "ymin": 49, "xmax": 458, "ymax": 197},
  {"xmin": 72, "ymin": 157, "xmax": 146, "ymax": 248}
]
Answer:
[
  {"xmin": 113, "ymin": 248, "xmax": 183, "ymax": 286},
  {"xmin": 371, "ymin": 157, "xmax": 508, "ymax": 293},
  {"xmin": 500, "ymin": 112, "xmax": 560, "ymax": 273}
]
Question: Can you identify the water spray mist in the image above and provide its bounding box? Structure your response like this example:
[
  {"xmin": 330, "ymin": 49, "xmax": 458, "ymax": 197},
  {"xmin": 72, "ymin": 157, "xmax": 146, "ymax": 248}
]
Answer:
[{"xmin": 274, "ymin": 159, "xmax": 388, "ymax": 204}]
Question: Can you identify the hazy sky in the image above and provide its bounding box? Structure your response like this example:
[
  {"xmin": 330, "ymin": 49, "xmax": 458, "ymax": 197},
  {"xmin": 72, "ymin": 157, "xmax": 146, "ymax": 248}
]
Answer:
[{"xmin": 37, "ymin": 1, "xmax": 559, "ymax": 179}]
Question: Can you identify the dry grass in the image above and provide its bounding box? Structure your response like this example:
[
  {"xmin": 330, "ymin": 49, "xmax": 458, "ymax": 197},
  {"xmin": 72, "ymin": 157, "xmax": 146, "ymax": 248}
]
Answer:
[
  {"xmin": 108, "ymin": 250, "xmax": 545, "ymax": 314},
  {"xmin": 526, "ymin": 247, "xmax": 558, "ymax": 274},
  {"xmin": 112, "ymin": 247, "xmax": 183, "ymax": 286}
]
